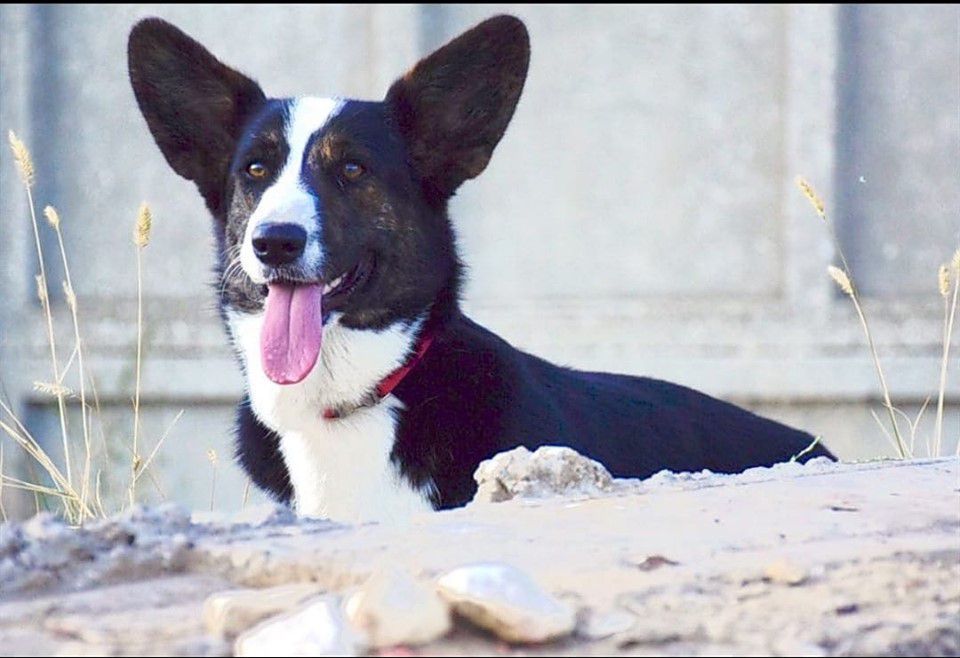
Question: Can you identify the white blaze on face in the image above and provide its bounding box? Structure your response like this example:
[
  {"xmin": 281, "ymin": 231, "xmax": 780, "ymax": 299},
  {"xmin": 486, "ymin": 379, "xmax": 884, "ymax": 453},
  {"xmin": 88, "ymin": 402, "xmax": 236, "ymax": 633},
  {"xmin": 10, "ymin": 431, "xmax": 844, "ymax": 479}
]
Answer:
[{"xmin": 240, "ymin": 96, "xmax": 344, "ymax": 283}]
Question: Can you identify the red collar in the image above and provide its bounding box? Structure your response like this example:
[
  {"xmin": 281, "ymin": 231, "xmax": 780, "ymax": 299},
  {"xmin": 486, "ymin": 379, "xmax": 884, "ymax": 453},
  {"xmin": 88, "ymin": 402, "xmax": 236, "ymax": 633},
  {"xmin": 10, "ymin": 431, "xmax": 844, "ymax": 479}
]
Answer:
[{"xmin": 322, "ymin": 330, "xmax": 435, "ymax": 420}]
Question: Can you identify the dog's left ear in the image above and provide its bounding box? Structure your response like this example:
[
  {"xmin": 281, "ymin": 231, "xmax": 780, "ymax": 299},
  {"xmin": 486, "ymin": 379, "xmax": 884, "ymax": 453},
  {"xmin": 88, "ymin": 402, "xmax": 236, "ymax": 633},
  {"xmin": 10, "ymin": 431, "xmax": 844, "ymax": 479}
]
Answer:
[{"xmin": 385, "ymin": 15, "xmax": 530, "ymax": 201}]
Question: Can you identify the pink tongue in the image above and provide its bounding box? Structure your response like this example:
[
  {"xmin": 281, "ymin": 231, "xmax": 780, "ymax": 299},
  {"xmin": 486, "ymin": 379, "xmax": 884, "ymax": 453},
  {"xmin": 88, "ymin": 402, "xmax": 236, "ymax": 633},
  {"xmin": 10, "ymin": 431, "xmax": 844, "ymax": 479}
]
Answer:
[{"xmin": 260, "ymin": 283, "xmax": 324, "ymax": 385}]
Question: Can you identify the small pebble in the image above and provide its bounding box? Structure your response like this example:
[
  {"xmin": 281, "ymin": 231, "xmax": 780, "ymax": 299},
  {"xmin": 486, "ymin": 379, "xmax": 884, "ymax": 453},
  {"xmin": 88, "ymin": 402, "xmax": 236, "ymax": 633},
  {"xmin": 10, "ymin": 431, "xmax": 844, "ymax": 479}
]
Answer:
[
  {"xmin": 203, "ymin": 583, "xmax": 324, "ymax": 639},
  {"xmin": 235, "ymin": 595, "xmax": 363, "ymax": 657},
  {"xmin": 345, "ymin": 567, "xmax": 451, "ymax": 648},
  {"xmin": 437, "ymin": 562, "xmax": 576, "ymax": 643}
]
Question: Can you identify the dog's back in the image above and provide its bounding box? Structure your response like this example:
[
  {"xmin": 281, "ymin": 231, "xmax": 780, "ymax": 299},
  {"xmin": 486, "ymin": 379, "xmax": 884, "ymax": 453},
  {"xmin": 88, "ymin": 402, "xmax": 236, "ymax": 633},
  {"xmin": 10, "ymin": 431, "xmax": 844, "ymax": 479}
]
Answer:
[{"xmin": 386, "ymin": 315, "xmax": 831, "ymax": 508}]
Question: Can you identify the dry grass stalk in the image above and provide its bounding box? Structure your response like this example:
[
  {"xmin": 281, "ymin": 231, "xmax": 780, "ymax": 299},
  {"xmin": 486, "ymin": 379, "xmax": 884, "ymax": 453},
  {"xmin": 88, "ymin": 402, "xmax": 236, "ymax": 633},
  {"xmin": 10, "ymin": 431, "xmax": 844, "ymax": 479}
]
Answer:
[
  {"xmin": 5, "ymin": 131, "xmax": 169, "ymax": 522},
  {"xmin": 242, "ymin": 479, "xmax": 252, "ymax": 510},
  {"xmin": 8, "ymin": 132, "xmax": 74, "ymax": 488},
  {"xmin": 0, "ymin": 444, "xmax": 7, "ymax": 523},
  {"xmin": 0, "ymin": 400, "xmax": 91, "ymax": 522},
  {"xmin": 130, "ymin": 202, "xmax": 153, "ymax": 507},
  {"xmin": 46, "ymin": 204, "xmax": 94, "ymax": 522},
  {"xmin": 789, "ymin": 435, "xmax": 823, "ymax": 463},
  {"xmin": 131, "ymin": 409, "xmax": 183, "ymax": 502},
  {"xmin": 798, "ymin": 177, "xmax": 907, "ymax": 458},
  {"xmin": 934, "ymin": 250, "xmax": 959, "ymax": 456},
  {"xmin": 207, "ymin": 448, "xmax": 219, "ymax": 512}
]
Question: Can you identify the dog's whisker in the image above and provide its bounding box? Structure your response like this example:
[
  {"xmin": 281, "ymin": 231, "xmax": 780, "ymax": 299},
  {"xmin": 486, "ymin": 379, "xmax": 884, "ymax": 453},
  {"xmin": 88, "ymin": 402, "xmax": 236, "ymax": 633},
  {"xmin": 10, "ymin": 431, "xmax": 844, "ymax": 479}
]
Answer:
[{"xmin": 218, "ymin": 254, "xmax": 248, "ymax": 299}]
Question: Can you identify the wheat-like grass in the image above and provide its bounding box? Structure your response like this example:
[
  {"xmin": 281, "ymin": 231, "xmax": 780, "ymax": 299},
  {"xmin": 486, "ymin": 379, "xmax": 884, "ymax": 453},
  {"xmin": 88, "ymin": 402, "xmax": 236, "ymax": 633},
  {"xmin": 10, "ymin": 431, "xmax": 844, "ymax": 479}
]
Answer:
[
  {"xmin": 207, "ymin": 448, "xmax": 219, "ymax": 512},
  {"xmin": 827, "ymin": 266, "xmax": 854, "ymax": 297},
  {"xmin": 129, "ymin": 203, "xmax": 152, "ymax": 507},
  {"xmin": 939, "ymin": 265, "xmax": 951, "ymax": 298},
  {"xmin": 0, "ymin": 399, "xmax": 91, "ymax": 521},
  {"xmin": 4, "ymin": 131, "xmax": 172, "ymax": 522},
  {"xmin": 32, "ymin": 381, "xmax": 76, "ymax": 398},
  {"xmin": 242, "ymin": 479, "xmax": 252, "ymax": 510},
  {"xmin": 131, "ymin": 409, "xmax": 183, "ymax": 498},
  {"xmin": 797, "ymin": 177, "xmax": 825, "ymax": 221},
  {"xmin": 0, "ymin": 444, "xmax": 7, "ymax": 523},
  {"xmin": 45, "ymin": 204, "xmax": 94, "ymax": 523},
  {"xmin": 934, "ymin": 250, "xmax": 960, "ymax": 456},
  {"xmin": 799, "ymin": 178, "xmax": 908, "ymax": 458},
  {"xmin": 8, "ymin": 132, "xmax": 75, "ymax": 491},
  {"xmin": 8, "ymin": 130, "xmax": 34, "ymax": 188}
]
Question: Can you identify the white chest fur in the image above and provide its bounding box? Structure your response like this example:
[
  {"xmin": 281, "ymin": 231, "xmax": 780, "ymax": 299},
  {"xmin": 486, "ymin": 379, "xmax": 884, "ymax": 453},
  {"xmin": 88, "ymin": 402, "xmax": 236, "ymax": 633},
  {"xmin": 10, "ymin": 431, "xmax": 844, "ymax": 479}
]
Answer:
[{"xmin": 228, "ymin": 311, "xmax": 434, "ymax": 523}]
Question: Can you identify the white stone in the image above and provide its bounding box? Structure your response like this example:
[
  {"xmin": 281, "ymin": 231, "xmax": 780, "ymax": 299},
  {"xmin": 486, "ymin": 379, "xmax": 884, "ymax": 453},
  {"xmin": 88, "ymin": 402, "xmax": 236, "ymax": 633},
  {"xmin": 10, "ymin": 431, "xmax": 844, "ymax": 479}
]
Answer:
[
  {"xmin": 235, "ymin": 595, "xmax": 364, "ymax": 657},
  {"xmin": 344, "ymin": 567, "xmax": 451, "ymax": 647},
  {"xmin": 436, "ymin": 563, "xmax": 577, "ymax": 643},
  {"xmin": 203, "ymin": 583, "xmax": 324, "ymax": 639},
  {"xmin": 472, "ymin": 446, "xmax": 614, "ymax": 503}
]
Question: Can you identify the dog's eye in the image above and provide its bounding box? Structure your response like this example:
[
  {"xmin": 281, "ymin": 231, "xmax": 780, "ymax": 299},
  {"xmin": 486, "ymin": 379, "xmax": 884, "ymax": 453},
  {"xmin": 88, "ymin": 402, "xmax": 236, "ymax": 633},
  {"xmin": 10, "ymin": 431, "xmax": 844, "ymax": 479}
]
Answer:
[
  {"xmin": 342, "ymin": 162, "xmax": 365, "ymax": 181},
  {"xmin": 245, "ymin": 162, "xmax": 269, "ymax": 180}
]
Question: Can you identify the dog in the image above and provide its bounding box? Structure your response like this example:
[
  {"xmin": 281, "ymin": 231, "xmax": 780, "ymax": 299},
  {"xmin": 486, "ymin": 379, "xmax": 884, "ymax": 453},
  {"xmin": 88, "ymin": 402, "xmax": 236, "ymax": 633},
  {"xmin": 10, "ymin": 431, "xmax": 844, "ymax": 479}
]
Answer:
[{"xmin": 127, "ymin": 14, "xmax": 833, "ymax": 523}]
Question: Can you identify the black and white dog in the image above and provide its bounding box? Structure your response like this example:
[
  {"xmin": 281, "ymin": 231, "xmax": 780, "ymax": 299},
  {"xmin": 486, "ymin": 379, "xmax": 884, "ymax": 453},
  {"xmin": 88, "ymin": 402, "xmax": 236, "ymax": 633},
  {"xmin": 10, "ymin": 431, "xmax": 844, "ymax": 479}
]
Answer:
[{"xmin": 128, "ymin": 15, "xmax": 832, "ymax": 522}]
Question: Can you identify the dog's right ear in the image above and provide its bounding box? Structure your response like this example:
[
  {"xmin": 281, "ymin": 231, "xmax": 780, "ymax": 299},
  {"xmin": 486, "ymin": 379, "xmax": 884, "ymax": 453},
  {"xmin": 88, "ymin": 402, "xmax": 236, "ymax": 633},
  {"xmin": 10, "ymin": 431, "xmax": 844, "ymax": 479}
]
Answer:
[
  {"xmin": 128, "ymin": 18, "xmax": 265, "ymax": 214},
  {"xmin": 385, "ymin": 15, "xmax": 530, "ymax": 203}
]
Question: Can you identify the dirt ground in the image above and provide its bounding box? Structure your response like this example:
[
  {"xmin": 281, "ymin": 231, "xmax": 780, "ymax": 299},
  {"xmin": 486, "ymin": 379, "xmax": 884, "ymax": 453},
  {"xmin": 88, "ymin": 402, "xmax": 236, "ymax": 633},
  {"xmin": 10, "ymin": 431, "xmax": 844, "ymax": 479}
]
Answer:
[{"xmin": 1, "ymin": 453, "xmax": 957, "ymax": 656}]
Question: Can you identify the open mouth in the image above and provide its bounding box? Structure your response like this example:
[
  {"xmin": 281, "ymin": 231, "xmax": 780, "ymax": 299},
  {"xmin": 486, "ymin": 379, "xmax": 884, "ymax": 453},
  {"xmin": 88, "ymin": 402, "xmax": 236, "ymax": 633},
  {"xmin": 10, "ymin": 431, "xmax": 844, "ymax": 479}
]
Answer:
[
  {"xmin": 261, "ymin": 252, "xmax": 373, "ymax": 312},
  {"xmin": 318, "ymin": 254, "xmax": 372, "ymax": 311},
  {"xmin": 258, "ymin": 254, "xmax": 373, "ymax": 386}
]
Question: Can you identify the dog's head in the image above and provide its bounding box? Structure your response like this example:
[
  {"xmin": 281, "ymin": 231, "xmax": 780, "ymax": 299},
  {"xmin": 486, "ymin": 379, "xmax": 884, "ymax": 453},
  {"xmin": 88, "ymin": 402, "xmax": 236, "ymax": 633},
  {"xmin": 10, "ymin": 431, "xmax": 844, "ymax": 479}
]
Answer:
[{"xmin": 128, "ymin": 16, "xmax": 529, "ymax": 389}]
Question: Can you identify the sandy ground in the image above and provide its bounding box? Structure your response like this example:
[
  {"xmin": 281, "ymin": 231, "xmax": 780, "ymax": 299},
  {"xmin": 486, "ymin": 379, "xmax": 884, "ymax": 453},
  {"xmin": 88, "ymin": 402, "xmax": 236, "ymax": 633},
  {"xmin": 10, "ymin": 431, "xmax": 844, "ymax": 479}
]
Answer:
[{"xmin": 0, "ymin": 453, "xmax": 957, "ymax": 656}]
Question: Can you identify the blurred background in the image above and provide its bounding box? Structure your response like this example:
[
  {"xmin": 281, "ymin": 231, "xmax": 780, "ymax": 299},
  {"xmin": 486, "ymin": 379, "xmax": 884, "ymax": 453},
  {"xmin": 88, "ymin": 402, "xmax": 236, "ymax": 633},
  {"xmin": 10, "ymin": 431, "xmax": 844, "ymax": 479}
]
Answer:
[{"xmin": 1, "ymin": 4, "xmax": 958, "ymax": 518}]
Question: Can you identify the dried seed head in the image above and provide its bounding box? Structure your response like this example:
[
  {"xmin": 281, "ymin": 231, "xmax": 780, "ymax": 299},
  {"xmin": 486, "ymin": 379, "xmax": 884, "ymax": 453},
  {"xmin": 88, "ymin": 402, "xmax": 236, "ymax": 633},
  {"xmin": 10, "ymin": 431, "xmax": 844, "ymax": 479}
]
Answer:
[
  {"xmin": 33, "ymin": 381, "xmax": 75, "ymax": 398},
  {"xmin": 796, "ymin": 177, "xmax": 826, "ymax": 220},
  {"xmin": 952, "ymin": 248, "xmax": 960, "ymax": 272},
  {"xmin": 35, "ymin": 274, "xmax": 47, "ymax": 304},
  {"xmin": 828, "ymin": 265, "xmax": 854, "ymax": 297},
  {"xmin": 134, "ymin": 203, "xmax": 152, "ymax": 248},
  {"xmin": 938, "ymin": 264, "xmax": 951, "ymax": 298},
  {"xmin": 206, "ymin": 449, "xmax": 218, "ymax": 465},
  {"xmin": 62, "ymin": 280, "xmax": 77, "ymax": 312},
  {"xmin": 7, "ymin": 131, "xmax": 35, "ymax": 188},
  {"xmin": 43, "ymin": 205, "xmax": 60, "ymax": 230}
]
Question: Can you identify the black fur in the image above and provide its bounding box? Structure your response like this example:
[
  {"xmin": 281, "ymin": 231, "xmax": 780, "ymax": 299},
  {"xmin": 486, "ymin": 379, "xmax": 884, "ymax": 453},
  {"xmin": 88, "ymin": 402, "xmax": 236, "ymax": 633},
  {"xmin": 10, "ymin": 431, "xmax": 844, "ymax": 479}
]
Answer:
[
  {"xmin": 234, "ymin": 399, "xmax": 293, "ymax": 504},
  {"xmin": 128, "ymin": 15, "xmax": 833, "ymax": 511}
]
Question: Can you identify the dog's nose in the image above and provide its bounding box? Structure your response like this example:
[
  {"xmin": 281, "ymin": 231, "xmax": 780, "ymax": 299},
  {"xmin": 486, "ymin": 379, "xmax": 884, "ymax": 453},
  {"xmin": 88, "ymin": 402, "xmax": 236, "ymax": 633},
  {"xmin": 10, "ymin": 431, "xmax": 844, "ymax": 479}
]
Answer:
[{"xmin": 252, "ymin": 223, "xmax": 307, "ymax": 267}]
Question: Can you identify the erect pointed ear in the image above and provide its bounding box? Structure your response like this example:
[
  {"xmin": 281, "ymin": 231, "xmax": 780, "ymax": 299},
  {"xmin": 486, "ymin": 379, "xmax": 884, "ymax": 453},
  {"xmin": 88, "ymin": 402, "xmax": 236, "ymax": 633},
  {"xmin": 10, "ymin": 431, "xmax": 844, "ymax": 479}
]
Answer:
[
  {"xmin": 385, "ymin": 15, "xmax": 530, "ymax": 201},
  {"xmin": 128, "ymin": 18, "xmax": 265, "ymax": 214}
]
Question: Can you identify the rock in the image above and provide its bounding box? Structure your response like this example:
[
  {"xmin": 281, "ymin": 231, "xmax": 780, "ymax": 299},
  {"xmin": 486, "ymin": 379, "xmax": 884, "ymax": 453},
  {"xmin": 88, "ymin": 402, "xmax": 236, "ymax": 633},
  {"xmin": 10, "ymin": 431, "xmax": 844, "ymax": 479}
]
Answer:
[
  {"xmin": 203, "ymin": 583, "xmax": 324, "ymax": 639},
  {"xmin": 436, "ymin": 563, "xmax": 577, "ymax": 643},
  {"xmin": 345, "ymin": 567, "xmax": 451, "ymax": 647},
  {"xmin": 472, "ymin": 446, "xmax": 614, "ymax": 503},
  {"xmin": 235, "ymin": 595, "xmax": 364, "ymax": 657}
]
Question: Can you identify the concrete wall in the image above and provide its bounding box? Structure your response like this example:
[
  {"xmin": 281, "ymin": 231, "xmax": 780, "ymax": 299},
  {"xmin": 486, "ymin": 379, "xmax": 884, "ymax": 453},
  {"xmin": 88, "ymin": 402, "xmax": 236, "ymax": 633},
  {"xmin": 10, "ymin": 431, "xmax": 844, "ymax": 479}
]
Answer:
[{"xmin": 1, "ymin": 4, "xmax": 957, "ymax": 516}]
